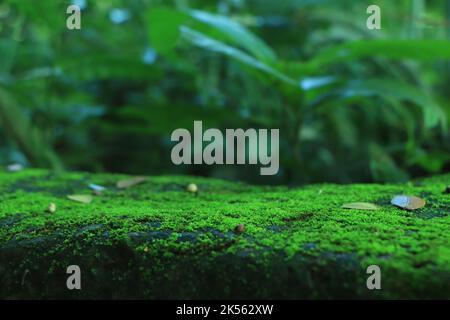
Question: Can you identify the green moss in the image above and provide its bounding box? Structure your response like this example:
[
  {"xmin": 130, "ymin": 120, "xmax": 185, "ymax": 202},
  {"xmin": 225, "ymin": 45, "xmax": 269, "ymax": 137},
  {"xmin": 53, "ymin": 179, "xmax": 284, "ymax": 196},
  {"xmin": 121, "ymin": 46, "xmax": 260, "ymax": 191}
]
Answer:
[{"xmin": 0, "ymin": 169, "xmax": 449, "ymax": 299}]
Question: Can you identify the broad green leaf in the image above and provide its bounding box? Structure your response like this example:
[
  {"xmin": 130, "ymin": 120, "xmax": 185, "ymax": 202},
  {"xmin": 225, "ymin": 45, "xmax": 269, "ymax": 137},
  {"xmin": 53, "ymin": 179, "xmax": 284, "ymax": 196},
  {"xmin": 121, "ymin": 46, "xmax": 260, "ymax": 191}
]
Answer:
[
  {"xmin": 187, "ymin": 10, "xmax": 276, "ymax": 63},
  {"xmin": 369, "ymin": 144, "xmax": 409, "ymax": 183},
  {"xmin": 342, "ymin": 202, "xmax": 379, "ymax": 210},
  {"xmin": 339, "ymin": 79, "xmax": 447, "ymax": 129},
  {"xmin": 58, "ymin": 55, "xmax": 162, "ymax": 81},
  {"xmin": 0, "ymin": 39, "xmax": 17, "ymax": 75},
  {"xmin": 180, "ymin": 27, "xmax": 296, "ymax": 86},
  {"xmin": 0, "ymin": 88, "xmax": 63, "ymax": 170},
  {"xmin": 148, "ymin": 7, "xmax": 188, "ymax": 53},
  {"xmin": 147, "ymin": 7, "xmax": 277, "ymax": 65},
  {"xmin": 407, "ymin": 150, "xmax": 450, "ymax": 173},
  {"xmin": 300, "ymin": 76, "xmax": 336, "ymax": 91},
  {"xmin": 115, "ymin": 104, "xmax": 249, "ymax": 135},
  {"xmin": 307, "ymin": 40, "xmax": 450, "ymax": 70}
]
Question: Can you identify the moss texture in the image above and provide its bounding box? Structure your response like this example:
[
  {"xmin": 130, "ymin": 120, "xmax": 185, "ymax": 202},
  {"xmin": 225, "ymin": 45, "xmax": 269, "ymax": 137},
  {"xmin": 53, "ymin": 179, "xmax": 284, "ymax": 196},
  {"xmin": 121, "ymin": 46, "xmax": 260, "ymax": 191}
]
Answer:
[{"xmin": 0, "ymin": 169, "xmax": 449, "ymax": 299}]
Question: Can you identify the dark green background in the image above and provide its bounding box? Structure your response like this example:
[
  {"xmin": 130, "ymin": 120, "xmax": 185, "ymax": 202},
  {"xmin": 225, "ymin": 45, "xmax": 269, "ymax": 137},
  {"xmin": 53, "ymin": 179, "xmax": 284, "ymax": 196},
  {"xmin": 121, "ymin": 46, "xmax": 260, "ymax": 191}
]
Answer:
[{"xmin": 0, "ymin": 0, "xmax": 449, "ymax": 185}]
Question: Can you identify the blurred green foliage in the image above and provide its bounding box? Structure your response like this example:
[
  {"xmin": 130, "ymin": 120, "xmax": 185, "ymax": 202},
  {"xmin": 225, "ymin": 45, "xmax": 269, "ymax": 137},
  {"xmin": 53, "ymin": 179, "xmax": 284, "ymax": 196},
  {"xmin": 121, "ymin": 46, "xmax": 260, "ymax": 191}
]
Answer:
[{"xmin": 0, "ymin": 0, "xmax": 449, "ymax": 184}]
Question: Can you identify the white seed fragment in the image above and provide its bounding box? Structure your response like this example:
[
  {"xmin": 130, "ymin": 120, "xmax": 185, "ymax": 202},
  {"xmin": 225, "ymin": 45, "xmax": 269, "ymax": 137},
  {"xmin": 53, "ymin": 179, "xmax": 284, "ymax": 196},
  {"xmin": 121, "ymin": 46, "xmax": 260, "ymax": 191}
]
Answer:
[
  {"xmin": 48, "ymin": 203, "xmax": 57, "ymax": 213},
  {"xmin": 186, "ymin": 183, "xmax": 198, "ymax": 193}
]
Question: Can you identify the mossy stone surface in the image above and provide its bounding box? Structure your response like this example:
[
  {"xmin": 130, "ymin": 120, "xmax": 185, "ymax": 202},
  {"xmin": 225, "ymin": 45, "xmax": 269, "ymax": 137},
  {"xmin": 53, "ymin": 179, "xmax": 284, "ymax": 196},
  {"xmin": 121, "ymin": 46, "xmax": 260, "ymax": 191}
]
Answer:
[{"xmin": 0, "ymin": 169, "xmax": 449, "ymax": 299}]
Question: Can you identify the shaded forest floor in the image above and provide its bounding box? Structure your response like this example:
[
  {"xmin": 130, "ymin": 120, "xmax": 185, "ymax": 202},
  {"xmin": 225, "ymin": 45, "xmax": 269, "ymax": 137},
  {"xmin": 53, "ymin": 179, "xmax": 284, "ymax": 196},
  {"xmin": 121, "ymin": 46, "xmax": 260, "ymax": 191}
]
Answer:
[{"xmin": 0, "ymin": 169, "xmax": 449, "ymax": 299}]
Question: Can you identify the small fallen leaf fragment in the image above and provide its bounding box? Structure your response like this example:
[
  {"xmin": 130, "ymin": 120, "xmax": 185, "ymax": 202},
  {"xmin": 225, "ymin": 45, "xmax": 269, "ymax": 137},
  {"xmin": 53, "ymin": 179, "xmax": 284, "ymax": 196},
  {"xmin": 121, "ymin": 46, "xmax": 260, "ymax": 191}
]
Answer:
[
  {"xmin": 342, "ymin": 202, "xmax": 379, "ymax": 210},
  {"xmin": 67, "ymin": 194, "xmax": 93, "ymax": 204},
  {"xmin": 186, "ymin": 183, "xmax": 198, "ymax": 193},
  {"xmin": 143, "ymin": 247, "xmax": 149, "ymax": 253},
  {"xmin": 6, "ymin": 163, "xmax": 23, "ymax": 172},
  {"xmin": 391, "ymin": 195, "xmax": 425, "ymax": 210},
  {"xmin": 47, "ymin": 203, "xmax": 56, "ymax": 213},
  {"xmin": 235, "ymin": 224, "xmax": 245, "ymax": 234},
  {"xmin": 116, "ymin": 176, "xmax": 148, "ymax": 189},
  {"xmin": 89, "ymin": 184, "xmax": 106, "ymax": 192}
]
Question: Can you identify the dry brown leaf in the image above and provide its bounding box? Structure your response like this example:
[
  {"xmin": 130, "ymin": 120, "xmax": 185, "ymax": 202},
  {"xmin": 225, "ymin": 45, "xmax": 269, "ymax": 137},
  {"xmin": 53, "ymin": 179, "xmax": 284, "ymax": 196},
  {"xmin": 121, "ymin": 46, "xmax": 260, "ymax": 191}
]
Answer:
[{"xmin": 391, "ymin": 195, "xmax": 426, "ymax": 210}]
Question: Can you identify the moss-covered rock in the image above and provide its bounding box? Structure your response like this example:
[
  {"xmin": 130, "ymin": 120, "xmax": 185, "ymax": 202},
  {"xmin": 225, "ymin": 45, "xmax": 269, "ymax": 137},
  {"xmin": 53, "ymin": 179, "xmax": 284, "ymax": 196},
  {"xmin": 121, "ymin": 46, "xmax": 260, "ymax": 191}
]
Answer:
[{"xmin": 0, "ymin": 169, "xmax": 449, "ymax": 299}]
